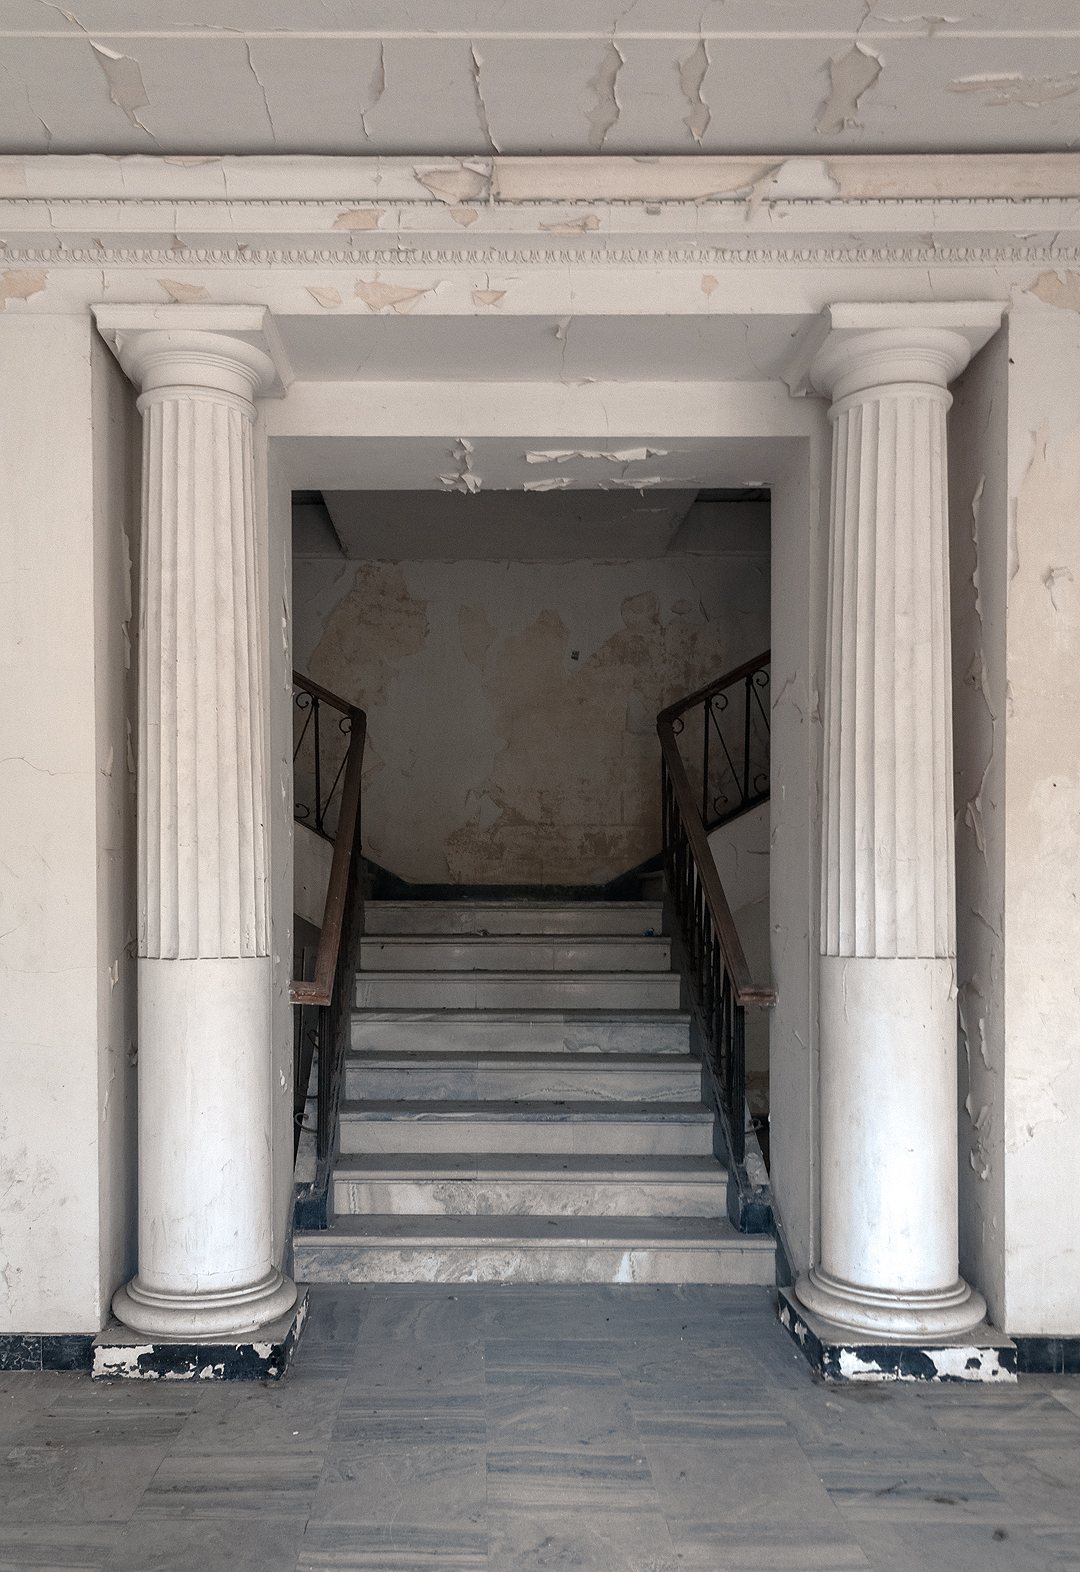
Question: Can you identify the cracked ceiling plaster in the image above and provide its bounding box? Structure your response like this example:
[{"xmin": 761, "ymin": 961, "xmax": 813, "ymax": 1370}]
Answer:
[{"xmin": 1, "ymin": 1, "xmax": 1079, "ymax": 157}]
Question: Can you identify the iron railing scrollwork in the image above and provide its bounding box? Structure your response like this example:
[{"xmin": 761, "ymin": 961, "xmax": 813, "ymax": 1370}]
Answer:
[
  {"xmin": 658, "ymin": 650, "xmax": 774, "ymax": 1169},
  {"xmin": 290, "ymin": 673, "xmax": 367, "ymax": 1221}
]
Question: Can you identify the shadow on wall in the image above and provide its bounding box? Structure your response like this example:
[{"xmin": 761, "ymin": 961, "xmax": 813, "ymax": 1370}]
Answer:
[{"xmin": 294, "ymin": 553, "xmax": 770, "ymax": 886}]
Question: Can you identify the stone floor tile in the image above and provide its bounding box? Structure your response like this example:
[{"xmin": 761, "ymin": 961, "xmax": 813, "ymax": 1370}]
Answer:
[
  {"xmin": 344, "ymin": 1335, "xmax": 486, "ymax": 1395},
  {"xmin": 976, "ymin": 1445, "xmax": 1080, "ymax": 1524},
  {"xmin": 647, "ymin": 1437, "xmax": 851, "ymax": 1536},
  {"xmin": 811, "ymin": 1448, "xmax": 1013, "ymax": 1524},
  {"xmin": 311, "ymin": 1441, "xmax": 487, "ymax": 1525},
  {"xmin": 486, "ymin": 1443, "xmax": 658, "ymax": 1510},
  {"xmin": 850, "ymin": 1517, "xmax": 1074, "ymax": 1570},
  {"xmin": 0, "ymin": 1522, "xmax": 118, "ymax": 1570},
  {"xmin": 110, "ymin": 1512, "xmax": 308, "ymax": 1572},
  {"xmin": 0, "ymin": 1439, "xmax": 166, "ymax": 1524},
  {"xmin": 484, "ymin": 1368, "xmax": 640, "ymax": 1450},
  {"xmin": 930, "ymin": 1389, "xmax": 1080, "ymax": 1450},
  {"xmin": 296, "ymin": 1519, "xmax": 488, "ymax": 1568},
  {"xmin": 659, "ymin": 1521, "xmax": 873, "ymax": 1569},
  {"xmin": 170, "ymin": 1377, "xmax": 348, "ymax": 1454},
  {"xmin": 486, "ymin": 1506, "xmax": 679, "ymax": 1572},
  {"xmin": 332, "ymin": 1391, "xmax": 487, "ymax": 1452},
  {"xmin": 136, "ymin": 1450, "xmax": 323, "ymax": 1517}
]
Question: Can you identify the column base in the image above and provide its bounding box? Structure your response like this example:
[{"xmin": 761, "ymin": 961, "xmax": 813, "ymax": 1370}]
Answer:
[
  {"xmin": 795, "ymin": 1264, "xmax": 987, "ymax": 1339},
  {"xmin": 93, "ymin": 1290, "xmax": 308, "ymax": 1382},
  {"xmin": 111, "ymin": 1267, "xmax": 298, "ymax": 1341},
  {"xmin": 778, "ymin": 1287, "xmax": 1016, "ymax": 1383}
]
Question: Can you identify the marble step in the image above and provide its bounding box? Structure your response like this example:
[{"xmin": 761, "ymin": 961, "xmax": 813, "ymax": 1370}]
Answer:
[
  {"xmin": 337, "ymin": 1100, "xmax": 715, "ymax": 1156},
  {"xmin": 355, "ymin": 971, "xmax": 682, "ymax": 1012},
  {"xmin": 351, "ymin": 1009, "xmax": 692, "ymax": 1056},
  {"xmin": 344, "ymin": 1050, "xmax": 702, "ymax": 1103},
  {"xmin": 332, "ymin": 1153, "xmax": 727, "ymax": 1218},
  {"xmin": 358, "ymin": 934, "xmax": 670, "ymax": 973},
  {"xmin": 294, "ymin": 1215, "xmax": 774, "ymax": 1286},
  {"xmin": 364, "ymin": 900, "xmax": 664, "ymax": 937}
]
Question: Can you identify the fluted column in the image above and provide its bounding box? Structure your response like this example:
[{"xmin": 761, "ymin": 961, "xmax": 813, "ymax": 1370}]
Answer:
[
  {"xmin": 795, "ymin": 304, "xmax": 1001, "ymax": 1338},
  {"xmin": 96, "ymin": 311, "xmax": 295, "ymax": 1338}
]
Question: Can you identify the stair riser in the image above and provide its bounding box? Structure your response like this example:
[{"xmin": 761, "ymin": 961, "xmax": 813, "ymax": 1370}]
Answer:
[
  {"xmin": 350, "ymin": 1016, "xmax": 691, "ymax": 1055},
  {"xmin": 295, "ymin": 1241, "xmax": 773, "ymax": 1286},
  {"xmin": 345, "ymin": 1065, "xmax": 702, "ymax": 1102},
  {"xmin": 365, "ymin": 905, "xmax": 664, "ymax": 937},
  {"xmin": 359, "ymin": 937, "xmax": 669, "ymax": 972},
  {"xmin": 339, "ymin": 1120, "xmax": 713, "ymax": 1157},
  {"xmin": 355, "ymin": 977, "xmax": 682, "ymax": 1011},
  {"xmin": 333, "ymin": 1177, "xmax": 724, "ymax": 1218}
]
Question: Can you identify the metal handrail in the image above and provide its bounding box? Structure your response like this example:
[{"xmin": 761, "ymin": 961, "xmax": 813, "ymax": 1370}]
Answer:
[
  {"xmin": 290, "ymin": 672, "xmax": 367, "ymax": 1203},
  {"xmin": 658, "ymin": 652, "xmax": 775, "ymax": 1167}
]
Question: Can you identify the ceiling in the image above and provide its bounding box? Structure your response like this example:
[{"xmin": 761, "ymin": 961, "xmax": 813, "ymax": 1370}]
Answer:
[
  {"xmin": 1, "ymin": 2, "xmax": 1078, "ymax": 157},
  {"xmin": 296, "ymin": 488, "xmax": 770, "ymax": 561}
]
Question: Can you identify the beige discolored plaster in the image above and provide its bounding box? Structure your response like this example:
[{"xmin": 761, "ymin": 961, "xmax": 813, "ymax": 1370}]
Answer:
[
  {"xmin": 354, "ymin": 278, "xmax": 438, "ymax": 315},
  {"xmin": 156, "ymin": 278, "xmax": 210, "ymax": 304},
  {"xmin": 1026, "ymin": 269, "xmax": 1080, "ymax": 314},
  {"xmin": 0, "ymin": 267, "xmax": 47, "ymax": 308},
  {"xmin": 308, "ymin": 562, "xmax": 430, "ymax": 713},
  {"xmin": 332, "ymin": 208, "xmax": 384, "ymax": 232},
  {"xmin": 306, "ymin": 285, "xmax": 342, "ymax": 310}
]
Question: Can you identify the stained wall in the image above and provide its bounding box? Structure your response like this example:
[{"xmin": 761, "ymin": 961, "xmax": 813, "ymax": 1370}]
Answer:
[{"xmin": 293, "ymin": 542, "xmax": 771, "ymax": 887}]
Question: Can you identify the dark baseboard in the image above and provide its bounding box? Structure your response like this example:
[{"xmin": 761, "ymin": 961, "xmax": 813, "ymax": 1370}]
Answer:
[
  {"xmin": 91, "ymin": 1292, "xmax": 308, "ymax": 1381},
  {"xmin": 0, "ymin": 1334, "xmax": 95, "ymax": 1373},
  {"xmin": 1013, "ymin": 1336, "xmax": 1080, "ymax": 1374}
]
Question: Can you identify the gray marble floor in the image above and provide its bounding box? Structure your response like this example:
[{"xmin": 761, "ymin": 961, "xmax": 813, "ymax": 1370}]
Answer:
[{"xmin": 2, "ymin": 1286, "xmax": 1080, "ymax": 1570}]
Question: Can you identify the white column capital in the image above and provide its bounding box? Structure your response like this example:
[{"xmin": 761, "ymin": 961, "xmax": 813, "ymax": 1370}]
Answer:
[
  {"xmin": 93, "ymin": 303, "xmax": 292, "ymax": 402},
  {"xmin": 786, "ymin": 301, "xmax": 1004, "ymax": 403}
]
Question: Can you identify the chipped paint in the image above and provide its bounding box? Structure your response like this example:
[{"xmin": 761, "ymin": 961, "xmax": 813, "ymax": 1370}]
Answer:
[
  {"xmin": 306, "ymin": 285, "xmax": 342, "ymax": 310},
  {"xmin": 332, "ymin": 208, "xmax": 383, "ymax": 232},
  {"xmin": 88, "ymin": 41, "xmax": 152, "ymax": 135},
  {"xmin": 413, "ymin": 161, "xmax": 491, "ymax": 204},
  {"xmin": 1027, "ymin": 269, "xmax": 1080, "ymax": 313},
  {"xmin": 585, "ymin": 42, "xmax": 624, "ymax": 153},
  {"xmin": 472, "ymin": 288, "xmax": 506, "ymax": 308},
  {"xmin": 948, "ymin": 72, "xmax": 1079, "ymax": 108},
  {"xmin": 157, "ymin": 278, "xmax": 210, "ymax": 304},
  {"xmin": 815, "ymin": 44, "xmax": 883, "ymax": 135},
  {"xmin": 539, "ymin": 215, "xmax": 600, "ymax": 236},
  {"xmin": 354, "ymin": 278, "xmax": 435, "ymax": 315},
  {"xmin": 450, "ymin": 206, "xmax": 479, "ymax": 227},
  {"xmin": 524, "ymin": 448, "xmax": 668, "ymax": 465},
  {"xmin": 677, "ymin": 40, "xmax": 712, "ymax": 146}
]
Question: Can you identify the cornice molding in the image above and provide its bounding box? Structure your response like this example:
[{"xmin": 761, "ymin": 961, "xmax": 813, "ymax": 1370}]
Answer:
[{"xmin": 3, "ymin": 241, "xmax": 1079, "ymax": 269}]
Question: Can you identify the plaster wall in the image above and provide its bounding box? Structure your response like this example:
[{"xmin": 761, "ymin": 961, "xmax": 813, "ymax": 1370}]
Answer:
[
  {"xmin": 293, "ymin": 547, "xmax": 770, "ymax": 886},
  {"xmin": 999, "ymin": 297, "xmax": 1080, "ymax": 1334},
  {"xmin": 265, "ymin": 443, "xmax": 296, "ymax": 1274},
  {"xmin": 0, "ymin": 316, "xmax": 137, "ymax": 1332},
  {"xmin": 949, "ymin": 325, "xmax": 1009, "ymax": 1327}
]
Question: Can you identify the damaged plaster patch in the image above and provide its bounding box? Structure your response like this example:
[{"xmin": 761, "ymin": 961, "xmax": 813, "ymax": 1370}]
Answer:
[
  {"xmin": 701, "ymin": 274, "xmax": 720, "ymax": 296},
  {"xmin": 309, "ymin": 562, "xmax": 429, "ymax": 712},
  {"xmin": 157, "ymin": 278, "xmax": 210, "ymax": 304},
  {"xmin": 677, "ymin": 39, "xmax": 711, "ymax": 145},
  {"xmin": 413, "ymin": 161, "xmax": 491, "ymax": 204},
  {"xmin": 354, "ymin": 278, "xmax": 436, "ymax": 314},
  {"xmin": 0, "ymin": 268, "xmax": 47, "ymax": 309},
  {"xmin": 440, "ymin": 438, "xmax": 481, "ymax": 494},
  {"xmin": 306, "ymin": 285, "xmax": 342, "ymax": 309},
  {"xmin": 525, "ymin": 447, "xmax": 668, "ymax": 465},
  {"xmin": 472, "ymin": 288, "xmax": 506, "ymax": 308},
  {"xmin": 89, "ymin": 41, "xmax": 152, "ymax": 135},
  {"xmin": 540, "ymin": 215, "xmax": 600, "ymax": 237},
  {"xmin": 360, "ymin": 43, "xmax": 386, "ymax": 141},
  {"xmin": 450, "ymin": 206, "xmax": 479, "ymax": 227},
  {"xmin": 815, "ymin": 44, "xmax": 883, "ymax": 135},
  {"xmin": 947, "ymin": 72, "xmax": 1079, "ymax": 108},
  {"xmin": 1043, "ymin": 565, "xmax": 1074, "ymax": 612},
  {"xmin": 333, "ymin": 208, "xmax": 383, "ymax": 232},
  {"xmin": 585, "ymin": 41, "xmax": 624, "ymax": 151},
  {"xmin": 523, "ymin": 477, "xmax": 572, "ymax": 492},
  {"xmin": 459, "ymin": 605, "xmax": 497, "ymax": 669},
  {"xmin": 470, "ymin": 44, "xmax": 501, "ymax": 153},
  {"xmin": 1027, "ymin": 270, "xmax": 1080, "ymax": 313}
]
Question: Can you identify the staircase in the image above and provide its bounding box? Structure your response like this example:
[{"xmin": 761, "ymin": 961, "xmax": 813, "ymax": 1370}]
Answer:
[{"xmin": 293, "ymin": 897, "xmax": 774, "ymax": 1286}]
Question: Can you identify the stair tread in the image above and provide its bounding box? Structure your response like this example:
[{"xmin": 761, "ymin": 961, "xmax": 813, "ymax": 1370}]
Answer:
[
  {"xmin": 366, "ymin": 901, "xmax": 662, "ymax": 912},
  {"xmin": 339, "ymin": 1099, "xmax": 714, "ymax": 1122},
  {"xmin": 333, "ymin": 1153, "xmax": 725, "ymax": 1178},
  {"xmin": 352, "ymin": 1009, "xmax": 690, "ymax": 1023},
  {"xmin": 297, "ymin": 1215, "xmax": 768, "ymax": 1246},
  {"xmin": 358, "ymin": 969, "xmax": 677, "ymax": 981},
  {"xmin": 345, "ymin": 1050, "xmax": 696, "ymax": 1070}
]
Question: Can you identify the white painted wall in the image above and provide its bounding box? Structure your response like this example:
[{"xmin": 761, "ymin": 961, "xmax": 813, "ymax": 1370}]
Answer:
[
  {"xmin": 293, "ymin": 548, "xmax": 770, "ymax": 886},
  {"xmin": 0, "ymin": 316, "xmax": 138, "ymax": 1333},
  {"xmin": 949, "ymin": 326, "xmax": 1009, "ymax": 1327},
  {"xmin": 999, "ymin": 295, "xmax": 1080, "ymax": 1335}
]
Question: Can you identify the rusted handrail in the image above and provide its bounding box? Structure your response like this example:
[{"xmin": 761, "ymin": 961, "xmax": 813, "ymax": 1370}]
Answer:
[
  {"xmin": 658, "ymin": 653, "xmax": 774, "ymax": 1174},
  {"xmin": 290, "ymin": 675, "xmax": 366, "ymax": 1007},
  {"xmin": 290, "ymin": 672, "xmax": 367, "ymax": 1221},
  {"xmin": 658, "ymin": 713, "xmax": 774, "ymax": 1009}
]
